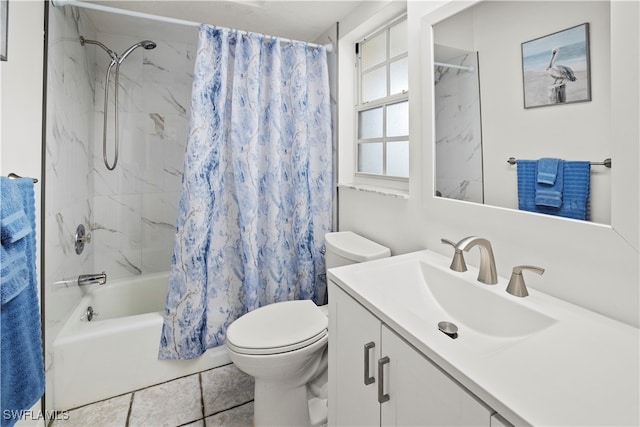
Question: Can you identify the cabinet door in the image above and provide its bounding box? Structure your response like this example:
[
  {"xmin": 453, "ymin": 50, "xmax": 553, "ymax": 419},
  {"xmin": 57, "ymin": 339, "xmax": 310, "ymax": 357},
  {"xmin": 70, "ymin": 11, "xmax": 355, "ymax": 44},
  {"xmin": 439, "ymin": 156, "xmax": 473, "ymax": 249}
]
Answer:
[
  {"xmin": 329, "ymin": 283, "xmax": 381, "ymax": 426},
  {"xmin": 381, "ymin": 326, "xmax": 493, "ymax": 426}
]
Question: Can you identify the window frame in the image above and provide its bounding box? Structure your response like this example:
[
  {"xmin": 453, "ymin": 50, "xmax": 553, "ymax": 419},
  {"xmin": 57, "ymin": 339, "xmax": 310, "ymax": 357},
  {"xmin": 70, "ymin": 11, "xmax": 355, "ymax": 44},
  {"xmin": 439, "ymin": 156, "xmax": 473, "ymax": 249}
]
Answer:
[{"xmin": 355, "ymin": 15, "xmax": 409, "ymax": 182}]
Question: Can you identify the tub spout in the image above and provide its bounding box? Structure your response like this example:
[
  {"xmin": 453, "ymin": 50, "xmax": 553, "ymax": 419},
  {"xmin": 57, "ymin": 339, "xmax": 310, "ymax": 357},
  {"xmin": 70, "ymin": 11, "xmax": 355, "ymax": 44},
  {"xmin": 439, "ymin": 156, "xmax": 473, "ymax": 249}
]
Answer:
[{"xmin": 78, "ymin": 272, "xmax": 107, "ymax": 286}]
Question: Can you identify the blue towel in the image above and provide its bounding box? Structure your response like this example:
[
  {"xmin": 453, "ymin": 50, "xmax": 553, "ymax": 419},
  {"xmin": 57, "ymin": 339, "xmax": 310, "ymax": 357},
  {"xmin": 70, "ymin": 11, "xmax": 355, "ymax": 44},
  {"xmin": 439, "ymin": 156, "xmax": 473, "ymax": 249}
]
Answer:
[
  {"xmin": 558, "ymin": 161, "xmax": 591, "ymax": 220},
  {"xmin": 517, "ymin": 160, "xmax": 538, "ymax": 212},
  {"xmin": 535, "ymin": 159, "xmax": 564, "ymax": 208},
  {"xmin": 517, "ymin": 160, "xmax": 591, "ymax": 220},
  {"xmin": 537, "ymin": 157, "xmax": 560, "ymax": 185},
  {"xmin": 0, "ymin": 177, "xmax": 44, "ymax": 427},
  {"xmin": 0, "ymin": 178, "xmax": 33, "ymax": 303}
]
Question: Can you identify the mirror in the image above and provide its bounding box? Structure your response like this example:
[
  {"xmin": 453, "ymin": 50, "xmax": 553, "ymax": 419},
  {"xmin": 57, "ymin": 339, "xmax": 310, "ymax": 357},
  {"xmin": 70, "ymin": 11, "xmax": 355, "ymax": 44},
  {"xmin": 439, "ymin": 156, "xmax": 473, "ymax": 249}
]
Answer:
[{"xmin": 432, "ymin": 1, "xmax": 612, "ymax": 224}]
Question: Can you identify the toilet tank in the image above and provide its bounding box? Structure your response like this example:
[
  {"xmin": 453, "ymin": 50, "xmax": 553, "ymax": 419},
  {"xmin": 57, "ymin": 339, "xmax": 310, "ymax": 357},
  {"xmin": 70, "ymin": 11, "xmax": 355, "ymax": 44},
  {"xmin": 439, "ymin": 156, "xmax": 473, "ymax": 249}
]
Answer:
[{"xmin": 324, "ymin": 231, "xmax": 391, "ymax": 269}]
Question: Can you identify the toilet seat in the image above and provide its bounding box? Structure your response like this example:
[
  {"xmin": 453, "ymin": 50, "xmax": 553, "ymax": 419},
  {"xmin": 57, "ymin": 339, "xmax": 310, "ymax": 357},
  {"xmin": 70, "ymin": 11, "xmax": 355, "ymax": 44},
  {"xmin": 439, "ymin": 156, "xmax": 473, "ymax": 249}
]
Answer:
[{"xmin": 226, "ymin": 300, "xmax": 328, "ymax": 355}]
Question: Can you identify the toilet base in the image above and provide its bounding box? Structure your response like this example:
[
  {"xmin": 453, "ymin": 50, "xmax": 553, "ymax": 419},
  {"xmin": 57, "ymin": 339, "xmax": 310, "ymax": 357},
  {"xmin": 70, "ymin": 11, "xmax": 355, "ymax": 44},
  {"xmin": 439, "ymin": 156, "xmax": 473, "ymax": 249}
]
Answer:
[{"xmin": 254, "ymin": 379, "xmax": 311, "ymax": 426}]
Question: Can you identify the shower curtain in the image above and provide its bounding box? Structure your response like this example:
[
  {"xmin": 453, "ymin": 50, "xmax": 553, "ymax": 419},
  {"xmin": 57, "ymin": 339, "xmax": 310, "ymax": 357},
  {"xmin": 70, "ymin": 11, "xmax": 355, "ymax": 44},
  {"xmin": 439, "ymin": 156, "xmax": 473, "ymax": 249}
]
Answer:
[{"xmin": 159, "ymin": 25, "xmax": 332, "ymax": 360}]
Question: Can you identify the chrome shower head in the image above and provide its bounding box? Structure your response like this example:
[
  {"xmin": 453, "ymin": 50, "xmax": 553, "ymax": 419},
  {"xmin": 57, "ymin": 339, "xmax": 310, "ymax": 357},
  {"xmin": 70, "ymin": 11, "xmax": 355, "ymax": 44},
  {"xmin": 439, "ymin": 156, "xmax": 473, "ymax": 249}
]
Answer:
[
  {"xmin": 119, "ymin": 40, "xmax": 157, "ymax": 63},
  {"xmin": 141, "ymin": 40, "xmax": 157, "ymax": 50}
]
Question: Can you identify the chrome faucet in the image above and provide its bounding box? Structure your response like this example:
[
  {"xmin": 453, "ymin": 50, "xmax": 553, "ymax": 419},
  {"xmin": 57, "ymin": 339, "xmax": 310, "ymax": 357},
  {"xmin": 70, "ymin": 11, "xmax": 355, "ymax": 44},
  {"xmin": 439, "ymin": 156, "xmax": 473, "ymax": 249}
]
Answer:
[
  {"xmin": 78, "ymin": 272, "xmax": 107, "ymax": 287},
  {"xmin": 454, "ymin": 236, "xmax": 498, "ymax": 285},
  {"xmin": 506, "ymin": 265, "xmax": 544, "ymax": 297}
]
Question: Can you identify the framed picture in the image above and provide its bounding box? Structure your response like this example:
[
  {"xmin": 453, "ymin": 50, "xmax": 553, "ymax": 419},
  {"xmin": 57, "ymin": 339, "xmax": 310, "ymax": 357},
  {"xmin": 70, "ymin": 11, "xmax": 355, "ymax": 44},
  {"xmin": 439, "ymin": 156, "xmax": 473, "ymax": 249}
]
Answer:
[
  {"xmin": 521, "ymin": 23, "xmax": 591, "ymax": 108},
  {"xmin": 0, "ymin": 0, "xmax": 7, "ymax": 61}
]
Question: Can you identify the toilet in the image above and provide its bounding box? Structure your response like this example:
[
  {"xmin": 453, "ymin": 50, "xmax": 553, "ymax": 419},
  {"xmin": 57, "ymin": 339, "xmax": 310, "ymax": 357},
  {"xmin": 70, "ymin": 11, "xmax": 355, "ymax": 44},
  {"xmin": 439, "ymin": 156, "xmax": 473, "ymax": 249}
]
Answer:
[{"xmin": 225, "ymin": 231, "xmax": 391, "ymax": 426}]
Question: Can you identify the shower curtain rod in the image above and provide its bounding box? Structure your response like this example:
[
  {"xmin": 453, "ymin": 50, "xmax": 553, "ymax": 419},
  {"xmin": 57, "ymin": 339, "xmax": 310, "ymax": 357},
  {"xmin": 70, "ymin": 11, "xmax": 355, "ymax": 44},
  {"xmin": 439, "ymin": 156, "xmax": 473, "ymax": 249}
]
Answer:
[
  {"xmin": 51, "ymin": 0, "xmax": 334, "ymax": 51},
  {"xmin": 434, "ymin": 61, "xmax": 475, "ymax": 73}
]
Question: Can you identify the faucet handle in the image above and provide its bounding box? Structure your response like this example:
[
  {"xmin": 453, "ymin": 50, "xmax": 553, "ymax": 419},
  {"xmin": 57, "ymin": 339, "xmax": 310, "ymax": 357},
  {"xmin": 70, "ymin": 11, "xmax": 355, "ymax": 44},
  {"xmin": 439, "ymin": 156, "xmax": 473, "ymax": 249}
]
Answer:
[
  {"xmin": 506, "ymin": 265, "xmax": 544, "ymax": 297},
  {"xmin": 441, "ymin": 238, "xmax": 467, "ymax": 272}
]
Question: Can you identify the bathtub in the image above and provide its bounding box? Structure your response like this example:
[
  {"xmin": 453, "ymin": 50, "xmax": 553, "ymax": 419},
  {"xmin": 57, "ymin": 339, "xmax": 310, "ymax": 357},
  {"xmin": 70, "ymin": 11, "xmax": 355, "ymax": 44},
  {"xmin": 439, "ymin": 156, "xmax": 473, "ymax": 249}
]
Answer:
[{"xmin": 52, "ymin": 272, "xmax": 230, "ymax": 410}]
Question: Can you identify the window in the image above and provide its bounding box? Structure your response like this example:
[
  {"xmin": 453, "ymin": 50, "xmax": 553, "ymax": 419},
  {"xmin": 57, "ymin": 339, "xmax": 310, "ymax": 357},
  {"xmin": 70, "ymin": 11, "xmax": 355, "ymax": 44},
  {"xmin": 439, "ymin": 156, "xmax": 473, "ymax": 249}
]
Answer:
[{"xmin": 356, "ymin": 17, "xmax": 409, "ymax": 179}]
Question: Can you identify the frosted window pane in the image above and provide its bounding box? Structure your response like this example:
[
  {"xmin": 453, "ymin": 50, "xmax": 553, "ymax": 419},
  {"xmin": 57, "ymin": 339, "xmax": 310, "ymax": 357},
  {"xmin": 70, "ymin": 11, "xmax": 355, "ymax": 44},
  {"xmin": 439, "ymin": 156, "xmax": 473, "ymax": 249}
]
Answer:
[
  {"xmin": 387, "ymin": 141, "xmax": 409, "ymax": 177},
  {"xmin": 359, "ymin": 107, "xmax": 383, "ymax": 139},
  {"xmin": 361, "ymin": 32, "xmax": 386, "ymax": 70},
  {"xmin": 390, "ymin": 20, "xmax": 407, "ymax": 58},
  {"xmin": 358, "ymin": 143, "xmax": 383, "ymax": 174},
  {"xmin": 390, "ymin": 58, "xmax": 408, "ymax": 95},
  {"xmin": 362, "ymin": 67, "xmax": 387, "ymax": 102},
  {"xmin": 387, "ymin": 101, "xmax": 408, "ymax": 137}
]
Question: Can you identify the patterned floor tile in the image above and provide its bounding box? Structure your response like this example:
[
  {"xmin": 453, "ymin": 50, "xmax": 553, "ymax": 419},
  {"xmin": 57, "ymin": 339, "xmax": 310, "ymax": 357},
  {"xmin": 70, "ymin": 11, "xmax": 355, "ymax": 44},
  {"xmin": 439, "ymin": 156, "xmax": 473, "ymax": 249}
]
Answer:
[
  {"xmin": 128, "ymin": 374, "xmax": 202, "ymax": 427},
  {"xmin": 201, "ymin": 364, "xmax": 254, "ymax": 416},
  {"xmin": 50, "ymin": 394, "xmax": 131, "ymax": 427}
]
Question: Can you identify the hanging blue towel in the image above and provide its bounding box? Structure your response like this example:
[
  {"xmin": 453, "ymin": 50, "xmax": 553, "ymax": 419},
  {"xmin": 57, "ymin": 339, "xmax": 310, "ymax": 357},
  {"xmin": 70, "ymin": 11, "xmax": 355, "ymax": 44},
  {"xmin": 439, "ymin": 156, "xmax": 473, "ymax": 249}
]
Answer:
[
  {"xmin": 537, "ymin": 157, "xmax": 560, "ymax": 184},
  {"xmin": 1, "ymin": 177, "xmax": 33, "ymax": 304},
  {"xmin": 0, "ymin": 177, "xmax": 45, "ymax": 427},
  {"xmin": 535, "ymin": 158, "xmax": 564, "ymax": 208},
  {"xmin": 557, "ymin": 161, "xmax": 591, "ymax": 220},
  {"xmin": 517, "ymin": 160, "xmax": 591, "ymax": 220},
  {"xmin": 517, "ymin": 160, "xmax": 537, "ymax": 212}
]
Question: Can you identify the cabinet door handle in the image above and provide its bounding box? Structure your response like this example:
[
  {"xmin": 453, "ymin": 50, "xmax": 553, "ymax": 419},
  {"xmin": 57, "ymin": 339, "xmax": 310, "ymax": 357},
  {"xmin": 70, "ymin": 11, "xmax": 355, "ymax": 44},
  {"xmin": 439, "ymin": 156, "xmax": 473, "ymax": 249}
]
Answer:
[
  {"xmin": 364, "ymin": 342, "xmax": 375, "ymax": 385},
  {"xmin": 378, "ymin": 356, "xmax": 390, "ymax": 403}
]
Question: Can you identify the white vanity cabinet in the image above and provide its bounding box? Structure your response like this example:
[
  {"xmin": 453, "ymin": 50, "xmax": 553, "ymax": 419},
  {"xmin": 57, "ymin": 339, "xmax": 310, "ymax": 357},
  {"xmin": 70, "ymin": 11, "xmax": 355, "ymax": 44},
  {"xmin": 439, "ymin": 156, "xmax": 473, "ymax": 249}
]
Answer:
[{"xmin": 328, "ymin": 283, "xmax": 495, "ymax": 426}]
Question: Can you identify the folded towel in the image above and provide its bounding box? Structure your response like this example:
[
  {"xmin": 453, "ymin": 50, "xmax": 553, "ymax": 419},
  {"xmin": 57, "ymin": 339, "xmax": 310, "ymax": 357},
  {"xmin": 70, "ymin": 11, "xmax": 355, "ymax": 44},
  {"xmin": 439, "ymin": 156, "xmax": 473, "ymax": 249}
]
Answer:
[
  {"xmin": 536, "ymin": 157, "xmax": 560, "ymax": 185},
  {"xmin": 535, "ymin": 158, "xmax": 564, "ymax": 208},
  {"xmin": 535, "ymin": 188, "xmax": 562, "ymax": 208},
  {"xmin": 0, "ymin": 177, "xmax": 44, "ymax": 427}
]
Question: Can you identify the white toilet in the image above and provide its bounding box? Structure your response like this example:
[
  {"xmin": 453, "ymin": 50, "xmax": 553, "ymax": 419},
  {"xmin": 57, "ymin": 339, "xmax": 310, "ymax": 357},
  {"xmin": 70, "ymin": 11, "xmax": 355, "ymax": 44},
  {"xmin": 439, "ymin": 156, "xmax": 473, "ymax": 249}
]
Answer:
[{"xmin": 225, "ymin": 231, "xmax": 390, "ymax": 426}]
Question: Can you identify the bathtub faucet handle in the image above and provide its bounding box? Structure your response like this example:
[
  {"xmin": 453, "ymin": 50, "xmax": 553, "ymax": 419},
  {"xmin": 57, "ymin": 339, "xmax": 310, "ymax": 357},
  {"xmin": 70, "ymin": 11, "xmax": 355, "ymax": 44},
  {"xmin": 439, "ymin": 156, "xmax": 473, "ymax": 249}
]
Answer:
[{"xmin": 78, "ymin": 272, "xmax": 107, "ymax": 287}]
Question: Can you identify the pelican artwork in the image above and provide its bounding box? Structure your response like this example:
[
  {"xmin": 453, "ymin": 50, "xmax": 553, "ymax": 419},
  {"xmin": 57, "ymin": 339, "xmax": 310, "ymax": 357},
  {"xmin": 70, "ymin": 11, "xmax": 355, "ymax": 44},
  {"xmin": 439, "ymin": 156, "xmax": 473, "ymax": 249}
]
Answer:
[{"xmin": 546, "ymin": 47, "xmax": 577, "ymax": 84}]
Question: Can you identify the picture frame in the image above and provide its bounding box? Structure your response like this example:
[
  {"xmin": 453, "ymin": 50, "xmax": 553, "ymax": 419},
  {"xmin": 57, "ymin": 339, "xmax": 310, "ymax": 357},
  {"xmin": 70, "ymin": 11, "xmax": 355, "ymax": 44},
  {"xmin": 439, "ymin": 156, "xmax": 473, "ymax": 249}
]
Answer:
[
  {"xmin": 0, "ymin": 0, "xmax": 7, "ymax": 62},
  {"xmin": 521, "ymin": 23, "xmax": 591, "ymax": 108}
]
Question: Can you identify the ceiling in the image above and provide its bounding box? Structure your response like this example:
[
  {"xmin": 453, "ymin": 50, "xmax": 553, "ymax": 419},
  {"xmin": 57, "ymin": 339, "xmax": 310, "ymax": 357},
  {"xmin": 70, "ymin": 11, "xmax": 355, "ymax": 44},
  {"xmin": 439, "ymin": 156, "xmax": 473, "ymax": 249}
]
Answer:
[{"xmin": 80, "ymin": 0, "xmax": 365, "ymax": 43}]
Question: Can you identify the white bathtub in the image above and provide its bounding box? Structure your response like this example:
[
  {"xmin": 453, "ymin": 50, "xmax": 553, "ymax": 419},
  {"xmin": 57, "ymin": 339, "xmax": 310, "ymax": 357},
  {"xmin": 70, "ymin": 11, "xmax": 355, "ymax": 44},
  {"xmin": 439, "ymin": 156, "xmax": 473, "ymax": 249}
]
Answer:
[{"xmin": 52, "ymin": 272, "xmax": 230, "ymax": 410}]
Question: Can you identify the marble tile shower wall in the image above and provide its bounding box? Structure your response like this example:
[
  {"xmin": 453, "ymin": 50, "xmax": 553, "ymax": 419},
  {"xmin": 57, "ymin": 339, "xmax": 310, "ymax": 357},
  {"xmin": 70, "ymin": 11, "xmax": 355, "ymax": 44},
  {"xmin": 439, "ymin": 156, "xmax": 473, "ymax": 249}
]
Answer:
[
  {"xmin": 91, "ymin": 32, "xmax": 196, "ymax": 279},
  {"xmin": 45, "ymin": 5, "xmax": 97, "ymax": 382},
  {"xmin": 434, "ymin": 52, "xmax": 483, "ymax": 203},
  {"xmin": 44, "ymin": 5, "xmax": 98, "ymax": 409},
  {"xmin": 44, "ymin": 4, "xmax": 197, "ymax": 410}
]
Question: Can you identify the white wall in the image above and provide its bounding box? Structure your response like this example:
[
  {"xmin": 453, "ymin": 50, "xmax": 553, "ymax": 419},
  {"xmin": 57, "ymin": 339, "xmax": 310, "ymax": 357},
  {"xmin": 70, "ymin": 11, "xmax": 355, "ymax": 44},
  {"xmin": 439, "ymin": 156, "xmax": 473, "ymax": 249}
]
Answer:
[
  {"xmin": 0, "ymin": 2, "xmax": 45, "ymax": 426},
  {"xmin": 338, "ymin": 0, "xmax": 639, "ymax": 327}
]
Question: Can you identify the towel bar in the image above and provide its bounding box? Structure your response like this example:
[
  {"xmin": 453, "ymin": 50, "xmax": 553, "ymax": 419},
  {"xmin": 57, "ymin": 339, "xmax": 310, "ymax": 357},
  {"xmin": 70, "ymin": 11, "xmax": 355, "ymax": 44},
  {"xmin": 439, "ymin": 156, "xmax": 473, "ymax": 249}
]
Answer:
[
  {"xmin": 507, "ymin": 157, "xmax": 611, "ymax": 168},
  {"xmin": 7, "ymin": 173, "xmax": 38, "ymax": 183}
]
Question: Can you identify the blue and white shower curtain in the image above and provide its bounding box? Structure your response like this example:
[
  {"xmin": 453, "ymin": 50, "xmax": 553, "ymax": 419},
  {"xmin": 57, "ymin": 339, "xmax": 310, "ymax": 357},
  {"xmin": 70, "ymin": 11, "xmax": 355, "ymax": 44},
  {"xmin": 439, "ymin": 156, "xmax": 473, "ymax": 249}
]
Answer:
[{"xmin": 159, "ymin": 25, "xmax": 332, "ymax": 360}]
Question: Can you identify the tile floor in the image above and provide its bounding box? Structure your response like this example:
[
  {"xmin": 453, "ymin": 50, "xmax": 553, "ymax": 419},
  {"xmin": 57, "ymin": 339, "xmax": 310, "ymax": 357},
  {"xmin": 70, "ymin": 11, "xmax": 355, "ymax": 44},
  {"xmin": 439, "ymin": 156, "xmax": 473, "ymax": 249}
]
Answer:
[{"xmin": 50, "ymin": 363, "xmax": 255, "ymax": 427}]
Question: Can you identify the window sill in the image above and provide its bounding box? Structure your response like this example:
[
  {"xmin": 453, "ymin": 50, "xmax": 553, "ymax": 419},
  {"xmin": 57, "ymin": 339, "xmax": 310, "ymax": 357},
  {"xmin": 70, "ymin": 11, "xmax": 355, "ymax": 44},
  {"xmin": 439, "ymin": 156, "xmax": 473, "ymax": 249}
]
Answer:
[{"xmin": 338, "ymin": 183, "xmax": 410, "ymax": 200}]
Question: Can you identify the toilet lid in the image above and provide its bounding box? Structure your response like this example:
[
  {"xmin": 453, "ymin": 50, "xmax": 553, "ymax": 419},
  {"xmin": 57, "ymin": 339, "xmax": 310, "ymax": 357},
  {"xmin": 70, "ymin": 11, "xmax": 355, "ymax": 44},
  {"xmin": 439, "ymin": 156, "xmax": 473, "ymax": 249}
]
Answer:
[{"xmin": 226, "ymin": 300, "xmax": 328, "ymax": 355}]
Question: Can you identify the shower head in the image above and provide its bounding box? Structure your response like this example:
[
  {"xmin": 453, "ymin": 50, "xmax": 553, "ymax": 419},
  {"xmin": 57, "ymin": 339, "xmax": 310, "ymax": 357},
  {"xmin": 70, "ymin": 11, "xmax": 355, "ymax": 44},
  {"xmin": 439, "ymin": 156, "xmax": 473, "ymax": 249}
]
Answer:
[
  {"xmin": 141, "ymin": 40, "xmax": 157, "ymax": 50},
  {"xmin": 119, "ymin": 40, "xmax": 157, "ymax": 63}
]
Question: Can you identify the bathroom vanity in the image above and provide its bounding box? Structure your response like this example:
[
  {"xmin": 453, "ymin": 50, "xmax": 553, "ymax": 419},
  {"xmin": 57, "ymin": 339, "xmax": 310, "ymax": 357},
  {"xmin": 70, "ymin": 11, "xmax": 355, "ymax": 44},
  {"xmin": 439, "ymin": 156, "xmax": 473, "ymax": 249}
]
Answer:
[{"xmin": 327, "ymin": 250, "xmax": 639, "ymax": 426}]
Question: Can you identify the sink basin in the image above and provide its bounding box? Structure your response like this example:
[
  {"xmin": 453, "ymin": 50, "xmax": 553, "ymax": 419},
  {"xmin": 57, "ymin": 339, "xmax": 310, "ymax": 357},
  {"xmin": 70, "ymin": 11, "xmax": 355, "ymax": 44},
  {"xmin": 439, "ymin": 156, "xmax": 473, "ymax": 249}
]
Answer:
[
  {"xmin": 339, "ymin": 250, "xmax": 557, "ymax": 356},
  {"xmin": 419, "ymin": 261, "xmax": 557, "ymax": 338}
]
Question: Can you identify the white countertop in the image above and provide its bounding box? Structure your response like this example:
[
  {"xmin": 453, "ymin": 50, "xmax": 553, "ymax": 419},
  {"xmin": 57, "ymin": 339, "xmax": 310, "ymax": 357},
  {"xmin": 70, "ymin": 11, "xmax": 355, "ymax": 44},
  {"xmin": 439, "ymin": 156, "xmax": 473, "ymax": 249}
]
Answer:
[{"xmin": 328, "ymin": 250, "xmax": 640, "ymax": 426}]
